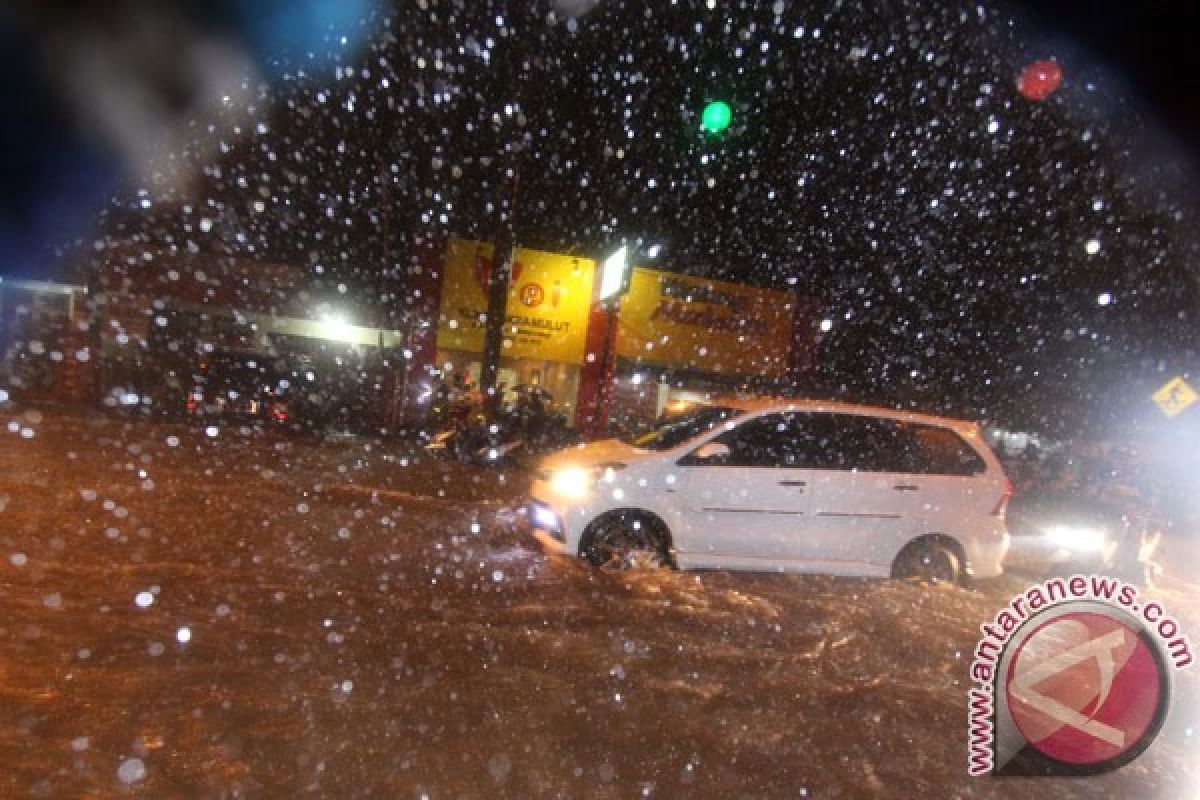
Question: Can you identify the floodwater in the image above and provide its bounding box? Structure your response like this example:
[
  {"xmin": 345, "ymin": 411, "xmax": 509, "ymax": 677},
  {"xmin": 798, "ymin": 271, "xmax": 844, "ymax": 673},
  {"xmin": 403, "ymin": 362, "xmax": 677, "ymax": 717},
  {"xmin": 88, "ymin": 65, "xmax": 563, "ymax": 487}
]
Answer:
[{"xmin": 1, "ymin": 411, "xmax": 1196, "ymax": 798}]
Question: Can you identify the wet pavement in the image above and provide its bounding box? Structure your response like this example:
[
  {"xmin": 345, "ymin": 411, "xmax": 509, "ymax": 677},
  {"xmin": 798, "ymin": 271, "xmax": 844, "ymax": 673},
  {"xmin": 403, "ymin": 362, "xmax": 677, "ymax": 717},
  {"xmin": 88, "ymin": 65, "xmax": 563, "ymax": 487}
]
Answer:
[{"xmin": 0, "ymin": 410, "xmax": 1196, "ymax": 798}]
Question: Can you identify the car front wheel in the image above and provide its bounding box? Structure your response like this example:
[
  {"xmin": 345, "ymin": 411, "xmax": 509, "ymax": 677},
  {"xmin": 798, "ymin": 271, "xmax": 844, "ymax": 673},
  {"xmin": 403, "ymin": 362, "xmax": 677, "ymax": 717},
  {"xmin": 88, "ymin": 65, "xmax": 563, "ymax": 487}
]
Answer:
[{"xmin": 580, "ymin": 512, "xmax": 671, "ymax": 570}]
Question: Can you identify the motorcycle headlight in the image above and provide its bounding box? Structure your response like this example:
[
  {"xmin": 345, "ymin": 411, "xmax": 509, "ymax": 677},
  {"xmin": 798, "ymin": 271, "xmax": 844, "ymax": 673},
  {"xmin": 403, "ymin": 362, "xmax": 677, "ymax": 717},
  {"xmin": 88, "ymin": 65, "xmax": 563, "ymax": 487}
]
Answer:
[{"xmin": 1043, "ymin": 525, "xmax": 1108, "ymax": 552}]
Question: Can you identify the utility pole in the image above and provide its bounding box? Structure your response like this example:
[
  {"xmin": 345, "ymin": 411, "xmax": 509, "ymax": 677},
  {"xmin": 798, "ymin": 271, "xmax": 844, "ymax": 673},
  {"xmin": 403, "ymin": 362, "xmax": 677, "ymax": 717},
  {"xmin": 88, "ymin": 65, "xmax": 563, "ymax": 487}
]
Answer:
[
  {"xmin": 376, "ymin": 156, "xmax": 392, "ymax": 329},
  {"xmin": 479, "ymin": 6, "xmax": 525, "ymax": 421},
  {"xmin": 480, "ymin": 150, "xmax": 520, "ymax": 419}
]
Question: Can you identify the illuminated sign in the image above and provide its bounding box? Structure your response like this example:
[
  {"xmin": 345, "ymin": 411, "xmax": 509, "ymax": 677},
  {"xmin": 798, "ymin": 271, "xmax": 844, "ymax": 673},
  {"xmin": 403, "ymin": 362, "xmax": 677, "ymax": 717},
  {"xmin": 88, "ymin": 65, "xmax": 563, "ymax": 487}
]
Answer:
[
  {"xmin": 615, "ymin": 268, "xmax": 796, "ymax": 377},
  {"xmin": 436, "ymin": 239, "xmax": 800, "ymax": 377},
  {"xmin": 597, "ymin": 243, "xmax": 630, "ymax": 302},
  {"xmin": 436, "ymin": 239, "xmax": 595, "ymax": 365}
]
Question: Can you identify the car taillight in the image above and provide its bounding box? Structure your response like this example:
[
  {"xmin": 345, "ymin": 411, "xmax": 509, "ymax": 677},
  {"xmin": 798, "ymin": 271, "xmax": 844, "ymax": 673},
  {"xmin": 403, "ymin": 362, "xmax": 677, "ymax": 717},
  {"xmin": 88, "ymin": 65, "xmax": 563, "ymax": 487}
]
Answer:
[
  {"xmin": 186, "ymin": 398, "xmax": 197, "ymax": 412},
  {"xmin": 991, "ymin": 478, "xmax": 1013, "ymax": 517},
  {"xmin": 270, "ymin": 403, "xmax": 289, "ymax": 423}
]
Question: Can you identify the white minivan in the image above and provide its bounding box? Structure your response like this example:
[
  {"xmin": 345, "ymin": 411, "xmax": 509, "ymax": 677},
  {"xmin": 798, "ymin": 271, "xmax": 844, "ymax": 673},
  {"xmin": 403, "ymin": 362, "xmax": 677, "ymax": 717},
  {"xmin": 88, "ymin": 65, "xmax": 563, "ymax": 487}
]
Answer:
[{"xmin": 528, "ymin": 398, "xmax": 1011, "ymax": 583}]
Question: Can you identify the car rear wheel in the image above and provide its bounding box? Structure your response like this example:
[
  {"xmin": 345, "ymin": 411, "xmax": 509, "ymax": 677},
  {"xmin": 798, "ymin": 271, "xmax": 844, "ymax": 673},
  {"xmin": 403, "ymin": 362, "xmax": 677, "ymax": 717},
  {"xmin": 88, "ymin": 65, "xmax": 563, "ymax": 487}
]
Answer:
[
  {"xmin": 893, "ymin": 539, "xmax": 961, "ymax": 584},
  {"xmin": 580, "ymin": 512, "xmax": 671, "ymax": 570}
]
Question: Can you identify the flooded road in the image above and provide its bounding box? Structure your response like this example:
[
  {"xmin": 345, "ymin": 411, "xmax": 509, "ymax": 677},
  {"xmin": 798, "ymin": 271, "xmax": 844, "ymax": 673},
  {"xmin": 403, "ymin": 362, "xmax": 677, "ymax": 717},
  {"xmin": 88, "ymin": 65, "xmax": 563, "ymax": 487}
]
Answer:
[{"xmin": 1, "ymin": 411, "xmax": 1196, "ymax": 798}]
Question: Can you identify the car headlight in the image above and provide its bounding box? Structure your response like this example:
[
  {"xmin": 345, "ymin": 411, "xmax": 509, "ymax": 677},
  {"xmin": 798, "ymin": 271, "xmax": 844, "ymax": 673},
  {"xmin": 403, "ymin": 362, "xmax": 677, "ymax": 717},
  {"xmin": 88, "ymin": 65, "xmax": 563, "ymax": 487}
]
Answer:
[
  {"xmin": 547, "ymin": 463, "xmax": 626, "ymax": 499},
  {"xmin": 1043, "ymin": 524, "xmax": 1108, "ymax": 552},
  {"xmin": 549, "ymin": 467, "xmax": 593, "ymax": 499}
]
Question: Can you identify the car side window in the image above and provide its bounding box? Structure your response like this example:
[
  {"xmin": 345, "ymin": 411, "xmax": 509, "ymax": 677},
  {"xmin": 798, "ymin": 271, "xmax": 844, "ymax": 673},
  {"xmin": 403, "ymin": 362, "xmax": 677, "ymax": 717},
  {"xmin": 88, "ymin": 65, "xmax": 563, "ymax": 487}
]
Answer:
[
  {"xmin": 772, "ymin": 413, "xmax": 921, "ymax": 472},
  {"xmin": 774, "ymin": 413, "xmax": 840, "ymax": 468},
  {"xmin": 679, "ymin": 413, "xmax": 795, "ymax": 467},
  {"xmin": 685, "ymin": 412, "xmax": 840, "ymax": 468},
  {"xmin": 677, "ymin": 412, "xmax": 984, "ymax": 474},
  {"xmin": 908, "ymin": 425, "xmax": 987, "ymax": 476},
  {"xmin": 821, "ymin": 416, "xmax": 986, "ymax": 474},
  {"xmin": 802, "ymin": 414, "xmax": 904, "ymax": 472},
  {"xmin": 714, "ymin": 414, "xmax": 790, "ymax": 466},
  {"xmin": 856, "ymin": 417, "xmax": 923, "ymax": 472}
]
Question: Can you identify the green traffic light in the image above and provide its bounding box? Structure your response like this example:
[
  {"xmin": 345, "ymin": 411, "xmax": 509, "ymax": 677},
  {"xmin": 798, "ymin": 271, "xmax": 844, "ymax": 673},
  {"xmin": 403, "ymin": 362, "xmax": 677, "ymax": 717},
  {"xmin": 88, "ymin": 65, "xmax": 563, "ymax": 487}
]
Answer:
[{"xmin": 701, "ymin": 100, "xmax": 732, "ymax": 134}]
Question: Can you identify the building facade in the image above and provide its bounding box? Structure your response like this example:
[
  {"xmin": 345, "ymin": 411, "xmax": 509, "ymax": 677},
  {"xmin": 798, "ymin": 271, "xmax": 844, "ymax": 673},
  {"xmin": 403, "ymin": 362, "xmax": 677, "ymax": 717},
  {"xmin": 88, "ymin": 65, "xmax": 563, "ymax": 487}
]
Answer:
[
  {"xmin": 414, "ymin": 237, "xmax": 818, "ymax": 433},
  {"xmin": 0, "ymin": 278, "xmax": 92, "ymax": 406},
  {"xmin": 7, "ymin": 236, "xmax": 817, "ymax": 435}
]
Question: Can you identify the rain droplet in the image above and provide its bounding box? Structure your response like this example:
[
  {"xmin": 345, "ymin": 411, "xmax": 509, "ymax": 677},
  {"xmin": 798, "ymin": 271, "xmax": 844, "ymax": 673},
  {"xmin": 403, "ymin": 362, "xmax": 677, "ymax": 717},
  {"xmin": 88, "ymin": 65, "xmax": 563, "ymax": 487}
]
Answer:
[
  {"xmin": 488, "ymin": 753, "xmax": 513, "ymax": 782},
  {"xmin": 117, "ymin": 757, "xmax": 146, "ymax": 784}
]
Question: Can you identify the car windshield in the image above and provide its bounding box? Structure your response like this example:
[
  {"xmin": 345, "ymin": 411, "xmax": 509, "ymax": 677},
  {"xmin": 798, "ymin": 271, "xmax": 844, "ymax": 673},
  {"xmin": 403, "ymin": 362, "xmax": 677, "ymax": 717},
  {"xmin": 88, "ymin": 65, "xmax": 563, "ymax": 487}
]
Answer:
[{"xmin": 626, "ymin": 404, "xmax": 742, "ymax": 450}]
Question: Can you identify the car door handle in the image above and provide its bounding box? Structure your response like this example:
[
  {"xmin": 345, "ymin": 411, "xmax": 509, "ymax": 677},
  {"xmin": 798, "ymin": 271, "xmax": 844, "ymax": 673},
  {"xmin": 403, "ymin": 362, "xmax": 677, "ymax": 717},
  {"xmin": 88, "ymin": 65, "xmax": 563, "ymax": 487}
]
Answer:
[
  {"xmin": 778, "ymin": 480, "xmax": 807, "ymax": 487},
  {"xmin": 892, "ymin": 484, "xmax": 920, "ymax": 492}
]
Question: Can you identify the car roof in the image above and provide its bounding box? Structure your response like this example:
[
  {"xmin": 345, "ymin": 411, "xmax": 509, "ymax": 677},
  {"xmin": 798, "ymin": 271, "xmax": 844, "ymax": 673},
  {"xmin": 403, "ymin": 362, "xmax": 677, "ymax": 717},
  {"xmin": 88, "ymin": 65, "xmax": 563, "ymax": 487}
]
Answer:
[{"xmin": 707, "ymin": 395, "xmax": 981, "ymax": 433}]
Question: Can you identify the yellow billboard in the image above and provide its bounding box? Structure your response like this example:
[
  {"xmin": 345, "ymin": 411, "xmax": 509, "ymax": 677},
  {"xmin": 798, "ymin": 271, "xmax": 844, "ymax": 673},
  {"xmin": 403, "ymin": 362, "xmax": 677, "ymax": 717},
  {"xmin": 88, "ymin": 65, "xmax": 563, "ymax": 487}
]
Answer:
[
  {"xmin": 616, "ymin": 267, "xmax": 796, "ymax": 378},
  {"xmin": 436, "ymin": 238, "xmax": 595, "ymax": 364}
]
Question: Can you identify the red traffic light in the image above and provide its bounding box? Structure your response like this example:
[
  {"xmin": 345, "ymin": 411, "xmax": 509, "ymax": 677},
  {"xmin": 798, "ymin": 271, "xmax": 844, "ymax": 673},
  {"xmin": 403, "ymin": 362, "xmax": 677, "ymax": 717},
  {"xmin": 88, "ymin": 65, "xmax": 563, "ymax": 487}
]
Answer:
[{"xmin": 1018, "ymin": 59, "xmax": 1063, "ymax": 101}]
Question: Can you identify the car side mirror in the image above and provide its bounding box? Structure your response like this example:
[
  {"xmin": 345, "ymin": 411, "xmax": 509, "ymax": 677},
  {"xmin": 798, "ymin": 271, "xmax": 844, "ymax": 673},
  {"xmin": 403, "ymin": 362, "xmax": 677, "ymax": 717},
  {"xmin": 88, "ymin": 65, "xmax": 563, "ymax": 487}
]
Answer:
[{"xmin": 691, "ymin": 441, "xmax": 731, "ymax": 463}]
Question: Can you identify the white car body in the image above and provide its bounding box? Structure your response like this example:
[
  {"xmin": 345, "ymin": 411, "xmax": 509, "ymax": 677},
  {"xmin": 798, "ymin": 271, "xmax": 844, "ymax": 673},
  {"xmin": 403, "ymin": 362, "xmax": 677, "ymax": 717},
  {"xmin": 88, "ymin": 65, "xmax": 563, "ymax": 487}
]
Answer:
[{"xmin": 528, "ymin": 397, "xmax": 1011, "ymax": 580}]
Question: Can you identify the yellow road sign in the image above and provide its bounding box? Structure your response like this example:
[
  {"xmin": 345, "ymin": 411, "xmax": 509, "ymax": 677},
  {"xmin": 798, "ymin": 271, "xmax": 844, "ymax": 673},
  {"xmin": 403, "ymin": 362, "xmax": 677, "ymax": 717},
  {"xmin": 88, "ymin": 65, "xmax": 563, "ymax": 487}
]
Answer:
[{"xmin": 1152, "ymin": 376, "xmax": 1198, "ymax": 418}]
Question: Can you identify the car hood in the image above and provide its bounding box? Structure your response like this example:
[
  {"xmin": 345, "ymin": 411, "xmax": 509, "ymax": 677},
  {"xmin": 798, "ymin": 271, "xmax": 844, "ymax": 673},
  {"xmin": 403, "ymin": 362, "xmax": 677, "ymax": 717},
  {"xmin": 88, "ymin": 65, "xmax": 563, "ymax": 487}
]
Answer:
[{"xmin": 537, "ymin": 438, "xmax": 654, "ymax": 472}]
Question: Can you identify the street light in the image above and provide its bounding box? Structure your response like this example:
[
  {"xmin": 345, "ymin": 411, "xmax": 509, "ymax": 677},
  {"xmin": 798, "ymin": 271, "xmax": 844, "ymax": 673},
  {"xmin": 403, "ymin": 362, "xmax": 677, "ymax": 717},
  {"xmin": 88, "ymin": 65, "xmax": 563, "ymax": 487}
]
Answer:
[{"xmin": 318, "ymin": 310, "xmax": 356, "ymax": 343}]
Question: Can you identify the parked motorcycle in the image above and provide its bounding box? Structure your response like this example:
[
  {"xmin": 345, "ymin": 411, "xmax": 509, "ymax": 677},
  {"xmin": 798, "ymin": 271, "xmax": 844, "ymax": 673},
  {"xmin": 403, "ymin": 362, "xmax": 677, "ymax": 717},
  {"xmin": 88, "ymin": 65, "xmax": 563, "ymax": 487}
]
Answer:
[{"xmin": 424, "ymin": 386, "xmax": 581, "ymax": 465}]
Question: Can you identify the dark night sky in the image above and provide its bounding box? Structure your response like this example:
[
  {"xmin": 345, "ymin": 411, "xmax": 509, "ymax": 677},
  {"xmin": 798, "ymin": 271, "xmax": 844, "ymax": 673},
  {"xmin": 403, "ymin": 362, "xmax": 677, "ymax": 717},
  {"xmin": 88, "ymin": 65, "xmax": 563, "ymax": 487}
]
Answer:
[
  {"xmin": 0, "ymin": 8, "xmax": 112, "ymax": 277},
  {"xmin": 0, "ymin": 0, "xmax": 1197, "ymax": 280},
  {"xmin": 1, "ymin": 0, "xmax": 1197, "ymax": 279},
  {"xmin": 1019, "ymin": 0, "xmax": 1200, "ymax": 157}
]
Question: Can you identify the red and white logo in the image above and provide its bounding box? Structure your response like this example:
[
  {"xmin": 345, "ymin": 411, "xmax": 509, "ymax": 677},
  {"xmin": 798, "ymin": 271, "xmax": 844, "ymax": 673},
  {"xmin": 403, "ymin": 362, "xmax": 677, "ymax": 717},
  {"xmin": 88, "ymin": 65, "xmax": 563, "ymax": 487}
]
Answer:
[
  {"xmin": 969, "ymin": 579, "xmax": 1189, "ymax": 777},
  {"xmin": 519, "ymin": 282, "xmax": 545, "ymax": 308},
  {"xmin": 1005, "ymin": 610, "xmax": 1166, "ymax": 769}
]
